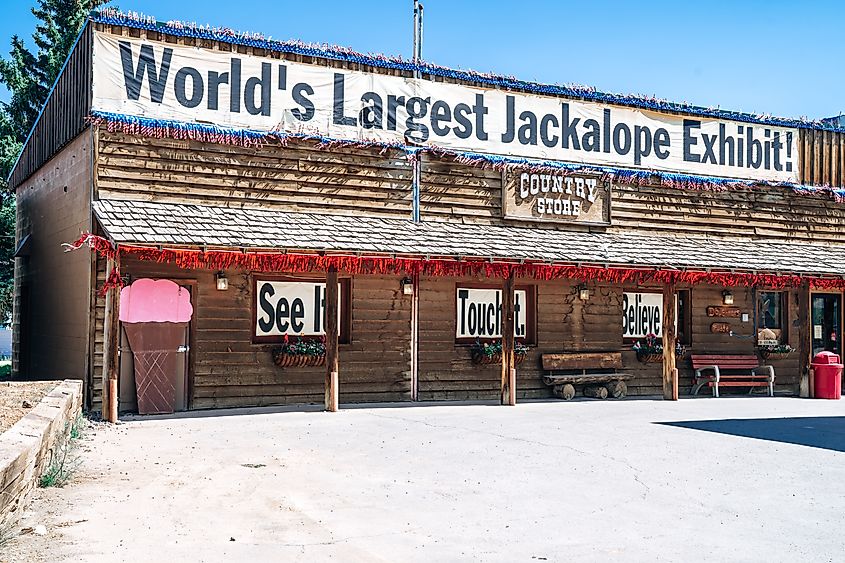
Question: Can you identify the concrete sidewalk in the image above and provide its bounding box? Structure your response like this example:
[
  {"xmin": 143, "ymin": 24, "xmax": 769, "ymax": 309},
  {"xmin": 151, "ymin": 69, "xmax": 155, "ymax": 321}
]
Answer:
[{"xmin": 4, "ymin": 397, "xmax": 845, "ymax": 562}]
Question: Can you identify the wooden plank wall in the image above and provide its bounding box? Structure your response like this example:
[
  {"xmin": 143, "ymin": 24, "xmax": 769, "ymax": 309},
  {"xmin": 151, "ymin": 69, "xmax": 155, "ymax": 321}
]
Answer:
[
  {"xmin": 91, "ymin": 257, "xmax": 411, "ymax": 412},
  {"xmin": 419, "ymin": 154, "xmax": 502, "ymax": 223},
  {"xmin": 610, "ymin": 184, "xmax": 845, "ymax": 242},
  {"xmin": 799, "ymin": 129, "xmax": 845, "ymax": 187},
  {"xmin": 13, "ymin": 134, "xmax": 93, "ymax": 384},
  {"xmin": 97, "ymin": 130, "xmax": 845, "ymax": 240},
  {"xmin": 91, "ymin": 264, "xmax": 802, "ymax": 411},
  {"xmin": 10, "ymin": 24, "xmax": 92, "ymax": 188},
  {"xmin": 97, "ymin": 132, "xmax": 412, "ymax": 217}
]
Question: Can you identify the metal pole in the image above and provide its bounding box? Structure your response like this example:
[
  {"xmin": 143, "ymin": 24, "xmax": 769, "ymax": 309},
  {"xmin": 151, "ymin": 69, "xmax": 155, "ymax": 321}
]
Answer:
[{"xmin": 411, "ymin": 1, "xmax": 424, "ymax": 223}]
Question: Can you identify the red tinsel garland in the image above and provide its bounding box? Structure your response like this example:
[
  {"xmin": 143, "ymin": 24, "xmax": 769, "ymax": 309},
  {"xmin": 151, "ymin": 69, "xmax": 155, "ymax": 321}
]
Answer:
[{"xmin": 64, "ymin": 233, "xmax": 845, "ymax": 293}]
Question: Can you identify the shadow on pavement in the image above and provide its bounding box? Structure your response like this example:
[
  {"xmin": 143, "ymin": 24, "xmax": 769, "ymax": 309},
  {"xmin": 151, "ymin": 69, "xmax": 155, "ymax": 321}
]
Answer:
[{"xmin": 657, "ymin": 416, "xmax": 845, "ymax": 453}]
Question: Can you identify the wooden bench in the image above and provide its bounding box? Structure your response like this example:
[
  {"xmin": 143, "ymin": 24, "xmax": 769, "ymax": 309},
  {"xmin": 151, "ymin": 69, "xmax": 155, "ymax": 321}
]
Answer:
[
  {"xmin": 690, "ymin": 354, "xmax": 774, "ymax": 397},
  {"xmin": 541, "ymin": 352, "xmax": 633, "ymax": 400}
]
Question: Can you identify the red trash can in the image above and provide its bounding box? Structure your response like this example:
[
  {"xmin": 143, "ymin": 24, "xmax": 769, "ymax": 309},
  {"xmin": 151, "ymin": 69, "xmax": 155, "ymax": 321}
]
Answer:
[{"xmin": 812, "ymin": 352, "xmax": 843, "ymax": 399}]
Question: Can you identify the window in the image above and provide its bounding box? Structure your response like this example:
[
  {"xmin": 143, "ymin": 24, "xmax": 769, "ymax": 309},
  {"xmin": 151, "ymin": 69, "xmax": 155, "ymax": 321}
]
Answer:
[
  {"xmin": 677, "ymin": 290, "xmax": 692, "ymax": 346},
  {"xmin": 455, "ymin": 285, "xmax": 536, "ymax": 344},
  {"xmin": 621, "ymin": 290, "xmax": 691, "ymax": 345},
  {"xmin": 757, "ymin": 291, "xmax": 786, "ymax": 343},
  {"xmin": 252, "ymin": 277, "xmax": 352, "ymax": 343}
]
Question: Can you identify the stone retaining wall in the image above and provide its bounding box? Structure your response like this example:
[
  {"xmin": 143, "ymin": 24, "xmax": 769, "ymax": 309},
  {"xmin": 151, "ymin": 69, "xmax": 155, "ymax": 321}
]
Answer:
[{"xmin": 0, "ymin": 380, "xmax": 83, "ymax": 525}]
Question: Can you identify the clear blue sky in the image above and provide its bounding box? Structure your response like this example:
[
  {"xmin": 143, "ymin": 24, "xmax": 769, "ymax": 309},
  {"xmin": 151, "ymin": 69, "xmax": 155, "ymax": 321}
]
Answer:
[{"xmin": 0, "ymin": 0, "xmax": 843, "ymax": 120}]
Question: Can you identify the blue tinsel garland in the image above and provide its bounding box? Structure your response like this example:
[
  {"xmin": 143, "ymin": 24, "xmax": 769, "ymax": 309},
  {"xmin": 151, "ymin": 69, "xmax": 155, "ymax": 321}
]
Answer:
[
  {"xmin": 89, "ymin": 109, "xmax": 845, "ymax": 200},
  {"xmin": 90, "ymin": 8, "xmax": 844, "ymax": 135}
]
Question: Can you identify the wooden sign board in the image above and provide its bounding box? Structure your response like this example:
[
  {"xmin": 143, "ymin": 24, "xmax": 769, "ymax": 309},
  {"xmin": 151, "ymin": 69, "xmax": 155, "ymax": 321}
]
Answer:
[
  {"xmin": 706, "ymin": 306, "xmax": 741, "ymax": 318},
  {"xmin": 711, "ymin": 322, "xmax": 731, "ymax": 334},
  {"xmin": 502, "ymin": 169, "xmax": 611, "ymax": 225}
]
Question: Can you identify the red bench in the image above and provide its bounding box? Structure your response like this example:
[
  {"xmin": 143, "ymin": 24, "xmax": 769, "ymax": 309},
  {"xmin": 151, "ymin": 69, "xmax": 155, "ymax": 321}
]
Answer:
[{"xmin": 690, "ymin": 354, "xmax": 774, "ymax": 397}]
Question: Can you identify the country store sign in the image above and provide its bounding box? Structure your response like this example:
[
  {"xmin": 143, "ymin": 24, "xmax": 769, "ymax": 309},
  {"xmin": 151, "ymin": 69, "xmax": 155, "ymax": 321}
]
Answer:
[
  {"xmin": 93, "ymin": 32, "xmax": 799, "ymax": 183},
  {"xmin": 503, "ymin": 172, "xmax": 610, "ymax": 224}
]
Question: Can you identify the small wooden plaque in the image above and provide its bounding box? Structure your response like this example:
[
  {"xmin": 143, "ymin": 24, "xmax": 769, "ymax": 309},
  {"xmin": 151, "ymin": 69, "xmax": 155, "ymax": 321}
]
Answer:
[
  {"xmin": 710, "ymin": 322, "xmax": 731, "ymax": 334},
  {"xmin": 706, "ymin": 306, "xmax": 741, "ymax": 318}
]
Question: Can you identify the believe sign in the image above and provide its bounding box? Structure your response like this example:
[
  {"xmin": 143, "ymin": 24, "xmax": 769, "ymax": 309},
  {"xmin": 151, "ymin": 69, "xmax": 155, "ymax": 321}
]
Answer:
[
  {"xmin": 92, "ymin": 32, "xmax": 799, "ymax": 183},
  {"xmin": 456, "ymin": 288, "xmax": 527, "ymax": 339},
  {"xmin": 255, "ymin": 280, "xmax": 341, "ymax": 338},
  {"xmin": 621, "ymin": 292, "xmax": 682, "ymax": 339}
]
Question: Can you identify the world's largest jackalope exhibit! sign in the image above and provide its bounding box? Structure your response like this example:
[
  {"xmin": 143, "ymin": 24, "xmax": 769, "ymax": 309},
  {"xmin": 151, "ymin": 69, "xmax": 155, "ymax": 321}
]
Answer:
[{"xmin": 93, "ymin": 32, "xmax": 800, "ymax": 182}]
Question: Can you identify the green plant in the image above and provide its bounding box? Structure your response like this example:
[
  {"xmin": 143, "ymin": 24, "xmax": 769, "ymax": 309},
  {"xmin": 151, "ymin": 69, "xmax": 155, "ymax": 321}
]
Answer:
[
  {"xmin": 68, "ymin": 412, "xmax": 84, "ymax": 440},
  {"xmin": 470, "ymin": 338, "xmax": 529, "ymax": 358},
  {"xmin": 39, "ymin": 414, "xmax": 84, "ymax": 488},
  {"xmin": 758, "ymin": 343, "xmax": 794, "ymax": 354},
  {"xmin": 274, "ymin": 334, "xmax": 326, "ymax": 357},
  {"xmin": 631, "ymin": 333, "xmax": 685, "ymax": 357},
  {"xmin": 38, "ymin": 442, "xmax": 79, "ymax": 488}
]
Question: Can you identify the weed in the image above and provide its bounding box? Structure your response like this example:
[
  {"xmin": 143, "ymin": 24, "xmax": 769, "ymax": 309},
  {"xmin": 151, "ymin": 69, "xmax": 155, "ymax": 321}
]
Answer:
[
  {"xmin": 69, "ymin": 412, "xmax": 85, "ymax": 440},
  {"xmin": 38, "ymin": 415, "xmax": 85, "ymax": 488},
  {"xmin": 0, "ymin": 515, "xmax": 16, "ymax": 548}
]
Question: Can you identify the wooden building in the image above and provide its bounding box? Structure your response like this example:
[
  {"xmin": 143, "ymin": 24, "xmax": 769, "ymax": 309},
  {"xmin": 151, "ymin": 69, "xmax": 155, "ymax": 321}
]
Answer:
[{"xmin": 10, "ymin": 9, "xmax": 845, "ymax": 417}]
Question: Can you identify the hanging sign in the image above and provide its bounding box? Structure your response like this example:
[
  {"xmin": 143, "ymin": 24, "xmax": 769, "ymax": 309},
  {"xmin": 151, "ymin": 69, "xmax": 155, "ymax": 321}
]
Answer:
[
  {"xmin": 503, "ymin": 171, "xmax": 610, "ymax": 224},
  {"xmin": 255, "ymin": 280, "xmax": 341, "ymax": 338},
  {"xmin": 456, "ymin": 288, "xmax": 527, "ymax": 339},
  {"xmin": 92, "ymin": 31, "xmax": 799, "ymax": 183}
]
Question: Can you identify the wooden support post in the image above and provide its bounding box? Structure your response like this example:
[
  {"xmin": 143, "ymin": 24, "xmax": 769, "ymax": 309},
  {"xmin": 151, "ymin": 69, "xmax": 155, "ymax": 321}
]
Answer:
[
  {"xmin": 798, "ymin": 280, "xmax": 811, "ymax": 398},
  {"xmin": 501, "ymin": 272, "xmax": 516, "ymax": 405},
  {"xmin": 103, "ymin": 255, "xmax": 121, "ymax": 423},
  {"xmin": 325, "ymin": 267, "xmax": 339, "ymax": 412},
  {"xmin": 662, "ymin": 283, "xmax": 678, "ymax": 401}
]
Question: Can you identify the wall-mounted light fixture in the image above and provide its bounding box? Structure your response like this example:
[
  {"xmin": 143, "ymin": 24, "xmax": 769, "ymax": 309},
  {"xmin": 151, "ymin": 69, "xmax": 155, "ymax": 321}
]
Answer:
[
  {"xmin": 722, "ymin": 290, "xmax": 734, "ymax": 305},
  {"xmin": 578, "ymin": 284, "xmax": 590, "ymax": 301},
  {"xmin": 216, "ymin": 271, "xmax": 229, "ymax": 291},
  {"xmin": 401, "ymin": 276, "xmax": 414, "ymax": 296}
]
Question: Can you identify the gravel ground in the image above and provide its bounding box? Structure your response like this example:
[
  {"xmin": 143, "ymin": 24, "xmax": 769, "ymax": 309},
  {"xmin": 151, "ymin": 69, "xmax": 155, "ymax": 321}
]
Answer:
[
  {"xmin": 2, "ymin": 397, "xmax": 844, "ymax": 562},
  {"xmin": 0, "ymin": 381, "xmax": 58, "ymax": 433}
]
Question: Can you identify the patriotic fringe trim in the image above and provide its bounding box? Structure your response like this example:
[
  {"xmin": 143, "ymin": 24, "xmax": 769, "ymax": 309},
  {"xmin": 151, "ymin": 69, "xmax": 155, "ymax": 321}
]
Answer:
[
  {"xmin": 91, "ymin": 8, "xmax": 845, "ymax": 134},
  {"xmin": 63, "ymin": 233, "xmax": 122, "ymax": 295},
  {"xmin": 89, "ymin": 111, "xmax": 844, "ymax": 200},
  {"xmin": 64, "ymin": 233, "xmax": 845, "ymax": 294}
]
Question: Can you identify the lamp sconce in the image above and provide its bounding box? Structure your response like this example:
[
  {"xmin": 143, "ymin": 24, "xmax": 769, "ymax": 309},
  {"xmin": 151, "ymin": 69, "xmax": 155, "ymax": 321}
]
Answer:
[
  {"xmin": 215, "ymin": 271, "xmax": 229, "ymax": 291},
  {"xmin": 577, "ymin": 284, "xmax": 590, "ymax": 301},
  {"xmin": 401, "ymin": 276, "xmax": 414, "ymax": 296},
  {"xmin": 722, "ymin": 290, "xmax": 734, "ymax": 305}
]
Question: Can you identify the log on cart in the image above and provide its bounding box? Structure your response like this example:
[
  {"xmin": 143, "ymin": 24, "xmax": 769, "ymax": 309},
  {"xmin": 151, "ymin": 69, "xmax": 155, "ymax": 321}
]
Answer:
[{"xmin": 542, "ymin": 352, "xmax": 633, "ymax": 400}]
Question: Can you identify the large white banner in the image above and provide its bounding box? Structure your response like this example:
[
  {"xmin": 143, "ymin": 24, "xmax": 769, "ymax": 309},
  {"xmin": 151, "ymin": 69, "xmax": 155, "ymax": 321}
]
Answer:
[{"xmin": 92, "ymin": 32, "xmax": 799, "ymax": 183}]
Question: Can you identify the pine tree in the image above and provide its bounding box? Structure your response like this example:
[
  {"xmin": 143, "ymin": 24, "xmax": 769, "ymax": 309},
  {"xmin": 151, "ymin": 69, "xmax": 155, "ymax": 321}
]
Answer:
[{"xmin": 0, "ymin": 0, "xmax": 106, "ymax": 325}]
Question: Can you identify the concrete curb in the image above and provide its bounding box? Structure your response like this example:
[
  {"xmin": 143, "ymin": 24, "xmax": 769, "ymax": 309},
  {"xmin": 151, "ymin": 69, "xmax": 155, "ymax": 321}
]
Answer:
[{"xmin": 0, "ymin": 379, "xmax": 83, "ymax": 526}]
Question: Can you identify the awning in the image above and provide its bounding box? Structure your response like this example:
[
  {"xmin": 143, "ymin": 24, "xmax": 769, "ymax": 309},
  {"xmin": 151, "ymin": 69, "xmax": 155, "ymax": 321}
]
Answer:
[{"xmin": 92, "ymin": 199, "xmax": 845, "ymax": 277}]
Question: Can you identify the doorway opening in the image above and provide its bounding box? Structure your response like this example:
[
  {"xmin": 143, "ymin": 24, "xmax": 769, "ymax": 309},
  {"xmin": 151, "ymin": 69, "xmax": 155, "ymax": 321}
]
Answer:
[{"xmin": 811, "ymin": 292, "xmax": 842, "ymax": 358}]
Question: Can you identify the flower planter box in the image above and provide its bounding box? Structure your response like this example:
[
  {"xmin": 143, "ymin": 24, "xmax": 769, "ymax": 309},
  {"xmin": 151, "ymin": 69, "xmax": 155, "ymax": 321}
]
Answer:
[
  {"xmin": 471, "ymin": 351, "xmax": 527, "ymax": 366},
  {"xmin": 760, "ymin": 351, "xmax": 791, "ymax": 361},
  {"xmin": 272, "ymin": 351, "xmax": 326, "ymax": 368},
  {"xmin": 636, "ymin": 352, "xmax": 664, "ymax": 364}
]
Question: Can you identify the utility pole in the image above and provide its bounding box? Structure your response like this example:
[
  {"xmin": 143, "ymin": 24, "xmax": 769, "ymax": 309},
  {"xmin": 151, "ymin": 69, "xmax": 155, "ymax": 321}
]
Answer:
[{"xmin": 411, "ymin": 0, "xmax": 424, "ymax": 222}]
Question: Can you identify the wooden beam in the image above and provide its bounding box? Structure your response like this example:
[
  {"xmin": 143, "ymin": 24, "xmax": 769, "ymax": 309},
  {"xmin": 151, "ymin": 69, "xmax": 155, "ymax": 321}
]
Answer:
[
  {"xmin": 798, "ymin": 280, "xmax": 811, "ymax": 398},
  {"xmin": 501, "ymin": 272, "xmax": 516, "ymax": 405},
  {"xmin": 103, "ymin": 255, "xmax": 121, "ymax": 423},
  {"xmin": 662, "ymin": 283, "xmax": 678, "ymax": 400},
  {"xmin": 325, "ymin": 266, "xmax": 339, "ymax": 412}
]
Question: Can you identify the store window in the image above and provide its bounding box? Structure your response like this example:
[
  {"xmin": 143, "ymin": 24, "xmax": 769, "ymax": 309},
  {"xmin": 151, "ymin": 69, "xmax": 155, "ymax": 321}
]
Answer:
[
  {"xmin": 455, "ymin": 285, "xmax": 536, "ymax": 344},
  {"xmin": 757, "ymin": 291, "xmax": 786, "ymax": 343}
]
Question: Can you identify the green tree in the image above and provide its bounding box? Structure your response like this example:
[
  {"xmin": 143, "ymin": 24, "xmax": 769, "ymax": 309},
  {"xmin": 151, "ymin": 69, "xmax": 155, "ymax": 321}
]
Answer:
[{"xmin": 0, "ymin": 0, "xmax": 106, "ymax": 325}]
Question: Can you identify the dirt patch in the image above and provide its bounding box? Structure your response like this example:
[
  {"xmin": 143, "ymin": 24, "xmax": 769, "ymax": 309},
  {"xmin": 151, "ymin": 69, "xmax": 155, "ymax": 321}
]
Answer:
[{"xmin": 0, "ymin": 381, "xmax": 58, "ymax": 433}]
